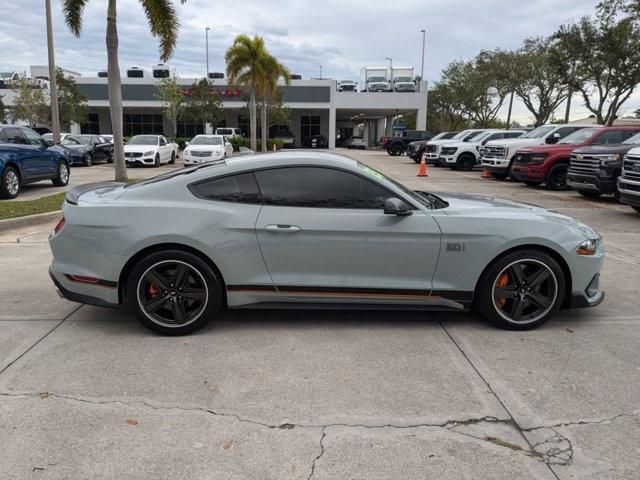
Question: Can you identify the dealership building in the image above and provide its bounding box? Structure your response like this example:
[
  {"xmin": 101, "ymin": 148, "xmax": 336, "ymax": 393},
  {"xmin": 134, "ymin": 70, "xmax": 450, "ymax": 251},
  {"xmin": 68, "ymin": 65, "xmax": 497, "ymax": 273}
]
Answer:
[{"xmin": 4, "ymin": 66, "xmax": 428, "ymax": 148}]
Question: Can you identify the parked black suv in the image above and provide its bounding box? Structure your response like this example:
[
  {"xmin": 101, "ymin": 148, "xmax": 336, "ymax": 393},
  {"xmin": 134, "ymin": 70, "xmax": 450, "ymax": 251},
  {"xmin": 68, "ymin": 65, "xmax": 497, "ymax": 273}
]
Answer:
[
  {"xmin": 406, "ymin": 131, "xmax": 459, "ymax": 164},
  {"xmin": 386, "ymin": 130, "xmax": 432, "ymax": 156},
  {"xmin": 568, "ymin": 132, "xmax": 640, "ymax": 198}
]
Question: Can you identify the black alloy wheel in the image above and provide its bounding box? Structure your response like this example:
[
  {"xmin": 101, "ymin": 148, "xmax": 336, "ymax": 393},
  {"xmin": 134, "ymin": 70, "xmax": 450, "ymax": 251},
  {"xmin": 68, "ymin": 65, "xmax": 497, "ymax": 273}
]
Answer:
[
  {"xmin": 457, "ymin": 153, "xmax": 476, "ymax": 171},
  {"xmin": 170, "ymin": 152, "xmax": 176, "ymax": 164},
  {"xmin": 154, "ymin": 154, "xmax": 160, "ymax": 167},
  {"xmin": 545, "ymin": 164, "xmax": 569, "ymax": 190},
  {"xmin": 127, "ymin": 250, "xmax": 222, "ymax": 335}
]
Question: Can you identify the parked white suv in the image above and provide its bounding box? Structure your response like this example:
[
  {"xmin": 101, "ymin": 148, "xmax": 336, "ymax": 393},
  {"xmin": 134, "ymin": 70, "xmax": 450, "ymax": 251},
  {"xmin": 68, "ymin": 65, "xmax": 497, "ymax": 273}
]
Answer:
[
  {"xmin": 424, "ymin": 129, "xmax": 491, "ymax": 165},
  {"xmin": 439, "ymin": 129, "xmax": 526, "ymax": 171},
  {"xmin": 215, "ymin": 127, "xmax": 243, "ymax": 137},
  {"xmin": 124, "ymin": 134, "xmax": 177, "ymax": 167},
  {"xmin": 183, "ymin": 134, "xmax": 233, "ymax": 165},
  {"xmin": 480, "ymin": 124, "xmax": 591, "ymax": 179}
]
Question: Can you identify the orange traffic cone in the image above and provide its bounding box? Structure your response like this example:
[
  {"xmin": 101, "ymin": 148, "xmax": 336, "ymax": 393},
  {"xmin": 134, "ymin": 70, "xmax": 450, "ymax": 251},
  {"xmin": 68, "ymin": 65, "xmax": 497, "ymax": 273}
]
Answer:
[
  {"xmin": 481, "ymin": 168, "xmax": 492, "ymax": 179},
  {"xmin": 417, "ymin": 153, "xmax": 428, "ymax": 177}
]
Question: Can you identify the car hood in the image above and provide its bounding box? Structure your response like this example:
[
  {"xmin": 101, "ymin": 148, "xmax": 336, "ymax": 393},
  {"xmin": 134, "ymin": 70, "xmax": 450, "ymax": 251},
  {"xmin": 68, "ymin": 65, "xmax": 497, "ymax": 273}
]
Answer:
[
  {"xmin": 441, "ymin": 140, "xmax": 478, "ymax": 149},
  {"xmin": 124, "ymin": 145, "xmax": 156, "ymax": 153},
  {"xmin": 572, "ymin": 143, "xmax": 635, "ymax": 155},
  {"xmin": 437, "ymin": 192, "xmax": 598, "ymax": 238},
  {"xmin": 187, "ymin": 145, "xmax": 223, "ymax": 152},
  {"xmin": 428, "ymin": 139, "xmax": 462, "ymax": 146},
  {"xmin": 485, "ymin": 138, "xmax": 541, "ymax": 148},
  {"xmin": 517, "ymin": 144, "xmax": 579, "ymax": 154}
]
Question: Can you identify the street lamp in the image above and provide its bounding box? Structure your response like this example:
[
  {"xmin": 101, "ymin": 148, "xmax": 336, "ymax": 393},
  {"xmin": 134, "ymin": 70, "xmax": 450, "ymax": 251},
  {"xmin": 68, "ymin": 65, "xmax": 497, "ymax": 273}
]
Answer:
[
  {"xmin": 385, "ymin": 57, "xmax": 393, "ymax": 94},
  {"xmin": 45, "ymin": 0, "xmax": 60, "ymax": 143},
  {"xmin": 319, "ymin": 65, "xmax": 322, "ymax": 79},
  {"xmin": 205, "ymin": 27, "xmax": 210, "ymax": 79},
  {"xmin": 420, "ymin": 29, "xmax": 426, "ymax": 83}
]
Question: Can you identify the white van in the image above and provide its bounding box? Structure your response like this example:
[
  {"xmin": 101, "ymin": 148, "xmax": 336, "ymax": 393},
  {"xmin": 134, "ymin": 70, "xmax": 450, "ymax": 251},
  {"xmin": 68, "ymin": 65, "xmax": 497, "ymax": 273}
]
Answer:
[{"xmin": 215, "ymin": 127, "xmax": 243, "ymax": 137}]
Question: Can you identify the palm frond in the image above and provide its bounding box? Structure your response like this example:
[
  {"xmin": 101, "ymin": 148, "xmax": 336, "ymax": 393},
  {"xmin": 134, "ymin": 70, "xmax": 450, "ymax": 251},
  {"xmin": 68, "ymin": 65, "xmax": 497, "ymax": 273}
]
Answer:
[
  {"xmin": 63, "ymin": 0, "xmax": 90, "ymax": 36},
  {"xmin": 140, "ymin": 0, "xmax": 185, "ymax": 61}
]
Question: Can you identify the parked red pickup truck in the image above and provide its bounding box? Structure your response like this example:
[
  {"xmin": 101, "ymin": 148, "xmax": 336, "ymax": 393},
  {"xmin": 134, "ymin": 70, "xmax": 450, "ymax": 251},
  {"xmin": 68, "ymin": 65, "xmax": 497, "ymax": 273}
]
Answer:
[{"xmin": 511, "ymin": 126, "xmax": 640, "ymax": 190}]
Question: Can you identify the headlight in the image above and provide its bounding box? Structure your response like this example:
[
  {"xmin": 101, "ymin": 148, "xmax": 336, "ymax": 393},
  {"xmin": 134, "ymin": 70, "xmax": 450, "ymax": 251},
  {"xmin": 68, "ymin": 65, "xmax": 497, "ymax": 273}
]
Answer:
[
  {"xmin": 599, "ymin": 153, "xmax": 621, "ymax": 165},
  {"xmin": 575, "ymin": 238, "xmax": 598, "ymax": 255},
  {"xmin": 144, "ymin": 150, "xmax": 154, "ymax": 156},
  {"xmin": 530, "ymin": 154, "xmax": 547, "ymax": 164}
]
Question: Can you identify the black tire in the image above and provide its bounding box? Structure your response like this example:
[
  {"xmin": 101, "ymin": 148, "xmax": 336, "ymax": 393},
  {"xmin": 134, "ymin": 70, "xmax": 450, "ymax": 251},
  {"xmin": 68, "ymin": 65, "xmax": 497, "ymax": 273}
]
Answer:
[
  {"xmin": 84, "ymin": 153, "xmax": 92, "ymax": 167},
  {"xmin": 457, "ymin": 153, "xmax": 476, "ymax": 171},
  {"xmin": 632, "ymin": 206, "xmax": 640, "ymax": 213},
  {"xmin": 577, "ymin": 190, "xmax": 602, "ymax": 199},
  {"xmin": 545, "ymin": 164, "xmax": 569, "ymax": 190},
  {"xmin": 169, "ymin": 151, "xmax": 176, "ymax": 164},
  {"xmin": 524, "ymin": 181, "xmax": 542, "ymax": 187},
  {"xmin": 0, "ymin": 166, "xmax": 20, "ymax": 199},
  {"xmin": 476, "ymin": 248, "xmax": 566, "ymax": 330},
  {"xmin": 154, "ymin": 154, "xmax": 160, "ymax": 167},
  {"xmin": 491, "ymin": 171, "xmax": 509, "ymax": 180},
  {"xmin": 52, "ymin": 161, "xmax": 70, "ymax": 187},
  {"xmin": 126, "ymin": 249, "xmax": 223, "ymax": 335},
  {"xmin": 389, "ymin": 143, "xmax": 403, "ymax": 156}
]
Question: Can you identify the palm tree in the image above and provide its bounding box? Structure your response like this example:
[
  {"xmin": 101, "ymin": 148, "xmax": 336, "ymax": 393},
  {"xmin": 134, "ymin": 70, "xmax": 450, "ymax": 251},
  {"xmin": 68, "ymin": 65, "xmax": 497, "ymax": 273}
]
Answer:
[
  {"xmin": 225, "ymin": 35, "xmax": 270, "ymax": 151},
  {"xmin": 63, "ymin": 0, "xmax": 186, "ymax": 182},
  {"xmin": 257, "ymin": 55, "xmax": 290, "ymax": 152}
]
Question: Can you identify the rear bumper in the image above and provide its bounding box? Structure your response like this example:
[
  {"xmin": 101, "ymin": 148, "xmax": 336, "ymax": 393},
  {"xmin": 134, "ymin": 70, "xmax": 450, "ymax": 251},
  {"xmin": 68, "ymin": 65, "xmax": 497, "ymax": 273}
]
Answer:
[
  {"xmin": 49, "ymin": 267, "xmax": 119, "ymax": 308},
  {"xmin": 567, "ymin": 172, "xmax": 617, "ymax": 194}
]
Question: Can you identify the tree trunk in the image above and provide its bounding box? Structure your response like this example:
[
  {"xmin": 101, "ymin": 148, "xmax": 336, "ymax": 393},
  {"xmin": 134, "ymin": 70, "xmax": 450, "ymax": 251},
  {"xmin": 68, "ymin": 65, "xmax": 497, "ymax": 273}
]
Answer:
[
  {"xmin": 261, "ymin": 100, "xmax": 267, "ymax": 152},
  {"xmin": 106, "ymin": 0, "xmax": 127, "ymax": 182},
  {"xmin": 249, "ymin": 81, "xmax": 257, "ymax": 151}
]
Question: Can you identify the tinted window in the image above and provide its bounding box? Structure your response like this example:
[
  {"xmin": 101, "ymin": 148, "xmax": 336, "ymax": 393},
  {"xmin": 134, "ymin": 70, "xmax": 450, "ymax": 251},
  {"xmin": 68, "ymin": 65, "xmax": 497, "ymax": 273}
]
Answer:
[
  {"xmin": 2, "ymin": 128, "xmax": 27, "ymax": 144},
  {"xmin": 592, "ymin": 130, "xmax": 638, "ymax": 145},
  {"xmin": 555, "ymin": 127, "xmax": 583, "ymax": 140},
  {"xmin": 191, "ymin": 172, "xmax": 261, "ymax": 204},
  {"xmin": 21, "ymin": 128, "xmax": 44, "ymax": 146},
  {"xmin": 255, "ymin": 167, "xmax": 393, "ymax": 209},
  {"xmin": 504, "ymin": 131, "xmax": 523, "ymax": 139}
]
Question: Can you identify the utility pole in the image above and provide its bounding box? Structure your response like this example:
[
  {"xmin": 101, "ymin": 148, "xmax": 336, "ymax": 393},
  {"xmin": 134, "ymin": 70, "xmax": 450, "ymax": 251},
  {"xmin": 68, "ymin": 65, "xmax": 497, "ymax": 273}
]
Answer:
[
  {"xmin": 564, "ymin": 90, "xmax": 572, "ymax": 123},
  {"xmin": 506, "ymin": 91, "xmax": 515, "ymax": 129},
  {"xmin": 45, "ymin": 0, "xmax": 60, "ymax": 143},
  {"xmin": 205, "ymin": 27, "xmax": 210, "ymax": 79},
  {"xmin": 385, "ymin": 57, "xmax": 393, "ymax": 93},
  {"xmin": 319, "ymin": 65, "xmax": 322, "ymax": 79},
  {"xmin": 420, "ymin": 29, "xmax": 426, "ymax": 90}
]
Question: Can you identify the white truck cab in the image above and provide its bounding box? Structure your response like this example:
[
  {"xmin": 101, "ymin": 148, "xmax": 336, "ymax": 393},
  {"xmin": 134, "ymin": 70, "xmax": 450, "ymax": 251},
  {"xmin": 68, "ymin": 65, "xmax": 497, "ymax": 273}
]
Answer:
[
  {"xmin": 480, "ymin": 124, "xmax": 591, "ymax": 179},
  {"xmin": 423, "ymin": 129, "xmax": 490, "ymax": 164},
  {"xmin": 439, "ymin": 129, "xmax": 526, "ymax": 171}
]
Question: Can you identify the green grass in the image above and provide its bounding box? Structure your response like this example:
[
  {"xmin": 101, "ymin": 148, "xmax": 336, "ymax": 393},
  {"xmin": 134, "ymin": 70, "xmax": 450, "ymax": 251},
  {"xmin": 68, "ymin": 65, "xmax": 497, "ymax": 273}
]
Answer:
[{"xmin": 0, "ymin": 192, "xmax": 67, "ymax": 221}]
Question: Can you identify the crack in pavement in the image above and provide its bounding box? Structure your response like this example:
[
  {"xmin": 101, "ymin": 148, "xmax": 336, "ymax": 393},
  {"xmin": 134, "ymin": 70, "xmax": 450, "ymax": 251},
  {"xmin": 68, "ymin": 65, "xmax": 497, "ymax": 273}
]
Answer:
[{"xmin": 307, "ymin": 427, "xmax": 326, "ymax": 480}]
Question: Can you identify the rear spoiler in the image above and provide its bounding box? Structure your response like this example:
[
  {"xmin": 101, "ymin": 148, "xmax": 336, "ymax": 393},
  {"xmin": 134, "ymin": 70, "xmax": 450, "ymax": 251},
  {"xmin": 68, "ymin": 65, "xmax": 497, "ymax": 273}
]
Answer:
[{"xmin": 65, "ymin": 182, "xmax": 126, "ymax": 205}]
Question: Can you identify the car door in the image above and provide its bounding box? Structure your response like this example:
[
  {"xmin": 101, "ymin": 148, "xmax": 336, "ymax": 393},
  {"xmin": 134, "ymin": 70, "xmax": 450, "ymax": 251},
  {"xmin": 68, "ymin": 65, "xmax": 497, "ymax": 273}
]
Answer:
[
  {"xmin": 158, "ymin": 136, "xmax": 171, "ymax": 162},
  {"xmin": 1, "ymin": 127, "xmax": 32, "ymax": 180},
  {"xmin": 224, "ymin": 138, "xmax": 233, "ymax": 157},
  {"xmin": 254, "ymin": 166, "xmax": 442, "ymax": 304},
  {"xmin": 20, "ymin": 128, "xmax": 54, "ymax": 179},
  {"xmin": 89, "ymin": 136, "xmax": 104, "ymax": 162}
]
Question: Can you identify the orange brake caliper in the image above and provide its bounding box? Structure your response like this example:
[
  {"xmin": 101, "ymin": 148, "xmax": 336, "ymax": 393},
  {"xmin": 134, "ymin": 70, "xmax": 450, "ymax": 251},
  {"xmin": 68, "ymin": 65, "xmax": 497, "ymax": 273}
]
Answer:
[
  {"xmin": 148, "ymin": 283, "xmax": 159, "ymax": 298},
  {"xmin": 496, "ymin": 273, "xmax": 509, "ymax": 308}
]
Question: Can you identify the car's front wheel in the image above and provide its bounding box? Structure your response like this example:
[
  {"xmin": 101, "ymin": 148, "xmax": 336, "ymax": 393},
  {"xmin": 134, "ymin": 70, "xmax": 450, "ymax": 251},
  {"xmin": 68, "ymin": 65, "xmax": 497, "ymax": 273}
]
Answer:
[
  {"xmin": 545, "ymin": 164, "xmax": 569, "ymax": 190},
  {"xmin": 476, "ymin": 249, "xmax": 566, "ymax": 330},
  {"xmin": 1, "ymin": 166, "xmax": 20, "ymax": 199},
  {"xmin": 85, "ymin": 153, "xmax": 92, "ymax": 167},
  {"xmin": 126, "ymin": 250, "xmax": 223, "ymax": 335},
  {"xmin": 52, "ymin": 161, "xmax": 69, "ymax": 187},
  {"xmin": 457, "ymin": 153, "xmax": 476, "ymax": 171},
  {"xmin": 154, "ymin": 154, "xmax": 160, "ymax": 167},
  {"xmin": 170, "ymin": 152, "xmax": 176, "ymax": 164}
]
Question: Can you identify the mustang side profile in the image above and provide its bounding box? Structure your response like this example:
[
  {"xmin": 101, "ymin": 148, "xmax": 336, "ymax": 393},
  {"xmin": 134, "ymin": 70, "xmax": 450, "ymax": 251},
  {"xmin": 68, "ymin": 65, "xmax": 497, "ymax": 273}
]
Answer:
[{"xmin": 49, "ymin": 152, "xmax": 604, "ymax": 335}]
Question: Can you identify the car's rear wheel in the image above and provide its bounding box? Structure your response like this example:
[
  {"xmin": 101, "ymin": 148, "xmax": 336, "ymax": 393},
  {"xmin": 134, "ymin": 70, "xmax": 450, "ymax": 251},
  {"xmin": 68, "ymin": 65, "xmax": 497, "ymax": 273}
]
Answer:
[
  {"xmin": 85, "ymin": 153, "xmax": 92, "ymax": 167},
  {"xmin": 457, "ymin": 153, "xmax": 476, "ymax": 171},
  {"xmin": 476, "ymin": 249, "xmax": 565, "ymax": 330},
  {"xmin": 127, "ymin": 250, "xmax": 223, "ymax": 335},
  {"xmin": 389, "ymin": 144, "xmax": 403, "ymax": 156},
  {"xmin": 578, "ymin": 190, "xmax": 602, "ymax": 198},
  {"xmin": 632, "ymin": 206, "xmax": 640, "ymax": 213},
  {"xmin": 52, "ymin": 161, "xmax": 70, "ymax": 187},
  {"xmin": 545, "ymin": 164, "xmax": 569, "ymax": 190},
  {"xmin": 1, "ymin": 166, "xmax": 20, "ymax": 199}
]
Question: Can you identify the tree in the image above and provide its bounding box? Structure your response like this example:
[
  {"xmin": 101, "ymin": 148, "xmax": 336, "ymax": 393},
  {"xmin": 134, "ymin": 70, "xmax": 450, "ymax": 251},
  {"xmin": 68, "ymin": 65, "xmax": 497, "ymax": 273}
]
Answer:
[
  {"xmin": 155, "ymin": 77, "xmax": 185, "ymax": 137},
  {"xmin": 0, "ymin": 95, "xmax": 6, "ymax": 123},
  {"xmin": 551, "ymin": 8, "xmax": 640, "ymax": 125},
  {"xmin": 180, "ymin": 78, "xmax": 224, "ymax": 133},
  {"xmin": 225, "ymin": 34, "xmax": 270, "ymax": 151},
  {"xmin": 256, "ymin": 54, "xmax": 290, "ymax": 152},
  {"xmin": 509, "ymin": 38, "xmax": 570, "ymax": 127},
  {"xmin": 426, "ymin": 82, "xmax": 469, "ymax": 133},
  {"xmin": 63, "ymin": 0, "xmax": 187, "ymax": 182},
  {"xmin": 11, "ymin": 75, "xmax": 48, "ymax": 127},
  {"xmin": 440, "ymin": 51, "xmax": 511, "ymax": 128},
  {"xmin": 55, "ymin": 68, "xmax": 88, "ymax": 130}
]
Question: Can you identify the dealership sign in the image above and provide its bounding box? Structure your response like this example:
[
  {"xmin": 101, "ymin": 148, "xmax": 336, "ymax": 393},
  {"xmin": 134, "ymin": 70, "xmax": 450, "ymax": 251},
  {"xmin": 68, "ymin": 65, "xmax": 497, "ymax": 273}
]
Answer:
[{"xmin": 182, "ymin": 86, "xmax": 244, "ymax": 98}]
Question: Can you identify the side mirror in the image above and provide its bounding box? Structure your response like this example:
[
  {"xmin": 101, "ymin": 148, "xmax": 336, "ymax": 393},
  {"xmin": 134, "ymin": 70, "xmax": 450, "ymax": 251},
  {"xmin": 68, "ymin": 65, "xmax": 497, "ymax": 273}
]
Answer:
[
  {"xmin": 384, "ymin": 197, "xmax": 412, "ymax": 216},
  {"xmin": 546, "ymin": 133, "xmax": 561, "ymax": 144},
  {"xmin": 185, "ymin": 141, "xmax": 190, "ymax": 146}
]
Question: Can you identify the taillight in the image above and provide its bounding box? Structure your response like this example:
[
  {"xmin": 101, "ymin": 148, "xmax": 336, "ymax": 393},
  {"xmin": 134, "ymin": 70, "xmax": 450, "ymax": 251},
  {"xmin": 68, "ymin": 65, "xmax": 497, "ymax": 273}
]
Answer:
[{"xmin": 54, "ymin": 216, "xmax": 65, "ymax": 234}]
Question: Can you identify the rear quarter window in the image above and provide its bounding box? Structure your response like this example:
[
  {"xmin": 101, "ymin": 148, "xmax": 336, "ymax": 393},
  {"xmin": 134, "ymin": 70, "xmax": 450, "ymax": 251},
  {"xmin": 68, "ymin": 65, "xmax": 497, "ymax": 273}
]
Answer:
[{"xmin": 190, "ymin": 172, "xmax": 262, "ymax": 204}]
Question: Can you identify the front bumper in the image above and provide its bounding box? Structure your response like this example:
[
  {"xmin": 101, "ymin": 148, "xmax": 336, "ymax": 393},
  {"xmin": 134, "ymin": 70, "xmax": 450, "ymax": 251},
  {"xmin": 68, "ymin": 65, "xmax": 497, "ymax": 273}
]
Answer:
[
  {"xmin": 567, "ymin": 172, "xmax": 617, "ymax": 194},
  {"xmin": 425, "ymin": 153, "xmax": 440, "ymax": 164},
  {"xmin": 618, "ymin": 177, "xmax": 640, "ymax": 206},
  {"xmin": 184, "ymin": 155, "xmax": 224, "ymax": 165},
  {"xmin": 480, "ymin": 158, "xmax": 510, "ymax": 172},
  {"xmin": 511, "ymin": 165, "xmax": 546, "ymax": 182},
  {"xmin": 125, "ymin": 155, "xmax": 155, "ymax": 166}
]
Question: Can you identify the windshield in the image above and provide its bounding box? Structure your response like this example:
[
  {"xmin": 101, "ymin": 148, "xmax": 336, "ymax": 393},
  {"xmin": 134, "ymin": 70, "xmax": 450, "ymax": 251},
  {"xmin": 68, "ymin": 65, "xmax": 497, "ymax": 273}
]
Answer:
[
  {"xmin": 127, "ymin": 135, "xmax": 158, "ymax": 145},
  {"xmin": 623, "ymin": 132, "xmax": 640, "ymax": 144},
  {"xmin": 191, "ymin": 136, "xmax": 222, "ymax": 146},
  {"xmin": 430, "ymin": 132, "xmax": 448, "ymax": 141},
  {"xmin": 217, "ymin": 129, "xmax": 232, "ymax": 134},
  {"xmin": 368, "ymin": 77, "xmax": 386, "ymax": 82},
  {"xmin": 558, "ymin": 128, "xmax": 598, "ymax": 145},
  {"xmin": 463, "ymin": 131, "xmax": 483, "ymax": 142},
  {"xmin": 61, "ymin": 135, "xmax": 91, "ymax": 145},
  {"xmin": 452, "ymin": 130, "xmax": 472, "ymax": 139},
  {"xmin": 521, "ymin": 126, "xmax": 556, "ymax": 139},
  {"xmin": 395, "ymin": 77, "xmax": 412, "ymax": 82},
  {"xmin": 340, "ymin": 80, "xmax": 354, "ymax": 84}
]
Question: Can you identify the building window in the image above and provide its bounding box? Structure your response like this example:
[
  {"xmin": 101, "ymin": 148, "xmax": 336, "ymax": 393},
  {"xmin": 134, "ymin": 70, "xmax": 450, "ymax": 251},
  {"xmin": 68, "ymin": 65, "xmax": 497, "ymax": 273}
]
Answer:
[
  {"xmin": 81, "ymin": 113, "xmax": 100, "ymax": 134},
  {"xmin": 237, "ymin": 115, "xmax": 249, "ymax": 137},
  {"xmin": 176, "ymin": 121, "xmax": 204, "ymax": 138},
  {"xmin": 123, "ymin": 114, "xmax": 164, "ymax": 137},
  {"xmin": 301, "ymin": 115, "xmax": 321, "ymax": 147}
]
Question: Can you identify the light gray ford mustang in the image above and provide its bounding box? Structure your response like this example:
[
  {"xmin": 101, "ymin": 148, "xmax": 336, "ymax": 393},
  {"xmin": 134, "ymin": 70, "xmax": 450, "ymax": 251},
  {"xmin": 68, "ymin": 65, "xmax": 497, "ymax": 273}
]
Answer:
[{"xmin": 49, "ymin": 151, "xmax": 604, "ymax": 335}]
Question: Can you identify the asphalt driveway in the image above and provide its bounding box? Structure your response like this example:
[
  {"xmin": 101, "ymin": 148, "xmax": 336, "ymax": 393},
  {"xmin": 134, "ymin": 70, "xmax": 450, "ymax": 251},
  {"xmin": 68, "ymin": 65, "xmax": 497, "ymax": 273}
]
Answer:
[{"xmin": 0, "ymin": 149, "xmax": 638, "ymax": 479}]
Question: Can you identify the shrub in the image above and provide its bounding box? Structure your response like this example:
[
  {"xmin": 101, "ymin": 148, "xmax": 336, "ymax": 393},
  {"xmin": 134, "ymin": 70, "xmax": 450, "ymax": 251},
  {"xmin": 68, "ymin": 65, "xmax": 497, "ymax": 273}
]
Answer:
[{"xmin": 228, "ymin": 136, "xmax": 250, "ymax": 152}]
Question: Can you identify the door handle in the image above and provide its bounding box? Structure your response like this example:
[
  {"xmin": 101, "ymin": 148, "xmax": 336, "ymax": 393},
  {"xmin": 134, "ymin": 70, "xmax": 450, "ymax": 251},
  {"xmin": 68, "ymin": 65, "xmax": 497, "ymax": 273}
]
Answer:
[{"xmin": 265, "ymin": 224, "xmax": 302, "ymax": 233}]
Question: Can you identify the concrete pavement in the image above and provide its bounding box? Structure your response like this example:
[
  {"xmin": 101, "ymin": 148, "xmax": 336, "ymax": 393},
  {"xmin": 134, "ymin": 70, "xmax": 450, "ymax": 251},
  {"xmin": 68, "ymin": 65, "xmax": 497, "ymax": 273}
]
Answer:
[{"xmin": 0, "ymin": 149, "xmax": 639, "ymax": 479}]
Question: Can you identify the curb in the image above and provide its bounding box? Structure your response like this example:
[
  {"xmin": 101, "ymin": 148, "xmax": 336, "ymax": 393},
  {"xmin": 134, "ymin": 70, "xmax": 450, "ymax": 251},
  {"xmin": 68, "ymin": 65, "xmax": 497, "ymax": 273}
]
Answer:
[{"xmin": 0, "ymin": 210, "xmax": 62, "ymax": 233}]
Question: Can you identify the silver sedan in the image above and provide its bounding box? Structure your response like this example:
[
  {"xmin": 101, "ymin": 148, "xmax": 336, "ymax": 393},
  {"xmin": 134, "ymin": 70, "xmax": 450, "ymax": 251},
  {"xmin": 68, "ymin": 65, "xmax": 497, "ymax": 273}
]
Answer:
[{"xmin": 49, "ymin": 152, "xmax": 604, "ymax": 335}]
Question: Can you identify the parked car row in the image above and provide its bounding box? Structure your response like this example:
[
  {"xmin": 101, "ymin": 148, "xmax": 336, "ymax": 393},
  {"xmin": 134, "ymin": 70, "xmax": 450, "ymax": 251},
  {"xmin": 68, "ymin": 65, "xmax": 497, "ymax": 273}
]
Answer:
[{"xmin": 401, "ymin": 123, "xmax": 640, "ymax": 214}]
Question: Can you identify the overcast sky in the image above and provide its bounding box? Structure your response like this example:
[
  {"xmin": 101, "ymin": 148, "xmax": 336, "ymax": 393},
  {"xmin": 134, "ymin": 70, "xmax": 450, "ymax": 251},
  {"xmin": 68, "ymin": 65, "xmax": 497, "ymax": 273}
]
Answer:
[{"xmin": 3, "ymin": 0, "xmax": 638, "ymax": 124}]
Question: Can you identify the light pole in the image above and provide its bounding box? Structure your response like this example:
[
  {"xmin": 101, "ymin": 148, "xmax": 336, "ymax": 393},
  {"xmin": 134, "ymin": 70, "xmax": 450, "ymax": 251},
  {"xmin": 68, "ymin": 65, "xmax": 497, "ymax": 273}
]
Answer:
[
  {"xmin": 385, "ymin": 57, "xmax": 393, "ymax": 94},
  {"xmin": 205, "ymin": 27, "xmax": 210, "ymax": 79},
  {"xmin": 45, "ymin": 0, "xmax": 60, "ymax": 143},
  {"xmin": 319, "ymin": 65, "xmax": 322, "ymax": 79},
  {"xmin": 420, "ymin": 29, "xmax": 426, "ymax": 92}
]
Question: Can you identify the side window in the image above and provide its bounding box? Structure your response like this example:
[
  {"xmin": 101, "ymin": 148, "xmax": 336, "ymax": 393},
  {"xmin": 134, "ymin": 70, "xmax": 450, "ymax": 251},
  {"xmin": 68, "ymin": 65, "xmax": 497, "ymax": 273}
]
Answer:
[
  {"xmin": 21, "ymin": 128, "xmax": 45, "ymax": 146},
  {"xmin": 555, "ymin": 127, "xmax": 581, "ymax": 139},
  {"xmin": 484, "ymin": 133, "xmax": 502, "ymax": 143},
  {"xmin": 190, "ymin": 172, "xmax": 261, "ymax": 204},
  {"xmin": 255, "ymin": 167, "xmax": 393, "ymax": 209},
  {"xmin": 159, "ymin": 137, "xmax": 167, "ymax": 146},
  {"xmin": 0, "ymin": 129, "xmax": 8, "ymax": 143},
  {"xmin": 592, "ymin": 130, "xmax": 637, "ymax": 145},
  {"xmin": 2, "ymin": 128, "xmax": 27, "ymax": 144},
  {"xmin": 505, "ymin": 132, "xmax": 522, "ymax": 139}
]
